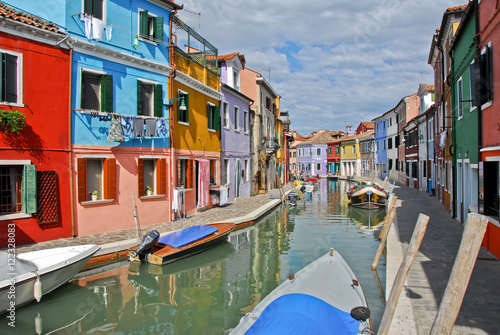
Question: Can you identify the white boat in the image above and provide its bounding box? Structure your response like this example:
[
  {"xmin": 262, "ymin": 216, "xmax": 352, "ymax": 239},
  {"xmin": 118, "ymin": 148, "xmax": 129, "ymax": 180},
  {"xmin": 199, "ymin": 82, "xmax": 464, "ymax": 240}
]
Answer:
[
  {"xmin": 230, "ymin": 248, "xmax": 371, "ymax": 335},
  {"xmin": 0, "ymin": 244, "xmax": 100, "ymax": 314}
]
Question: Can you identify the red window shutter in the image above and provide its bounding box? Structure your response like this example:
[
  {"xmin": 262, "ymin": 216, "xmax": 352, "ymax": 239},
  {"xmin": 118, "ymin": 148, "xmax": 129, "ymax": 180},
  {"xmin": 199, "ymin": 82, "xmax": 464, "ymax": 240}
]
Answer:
[
  {"xmin": 186, "ymin": 159, "xmax": 193, "ymax": 189},
  {"xmin": 158, "ymin": 158, "xmax": 167, "ymax": 195},
  {"xmin": 138, "ymin": 158, "xmax": 144, "ymax": 196},
  {"xmin": 104, "ymin": 158, "xmax": 116, "ymax": 200},
  {"xmin": 77, "ymin": 158, "xmax": 87, "ymax": 202}
]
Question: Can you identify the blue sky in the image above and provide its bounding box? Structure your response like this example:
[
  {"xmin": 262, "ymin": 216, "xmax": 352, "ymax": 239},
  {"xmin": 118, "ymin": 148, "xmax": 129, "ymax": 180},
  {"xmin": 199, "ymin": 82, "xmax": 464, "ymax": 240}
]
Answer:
[{"xmin": 177, "ymin": 0, "xmax": 464, "ymax": 136}]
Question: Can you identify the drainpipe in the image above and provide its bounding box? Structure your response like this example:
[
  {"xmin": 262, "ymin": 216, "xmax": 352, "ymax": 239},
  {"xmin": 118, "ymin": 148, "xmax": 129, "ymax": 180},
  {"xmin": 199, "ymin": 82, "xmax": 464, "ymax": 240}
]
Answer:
[
  {"xmin": 68, "ymin": 47, "xmax": 76, "ymax": 237},
  {"xmin": 169, "ymin": 9, "xmax": 179, "ymax": 221}
]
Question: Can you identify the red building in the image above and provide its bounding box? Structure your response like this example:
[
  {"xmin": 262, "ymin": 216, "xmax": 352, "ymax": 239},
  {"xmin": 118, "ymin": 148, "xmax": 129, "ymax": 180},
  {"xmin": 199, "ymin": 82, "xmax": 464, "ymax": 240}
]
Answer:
[
  {"xmin": 327, "ymin": 138, "xmax": 342, "ymax": 175},
  {"xmin": 478, "ymin": 0, "xmax": 500, "ymax": 259},
  {"xmin": 0, "ymin": 4, "xmax": 73, "ymax": 247}
]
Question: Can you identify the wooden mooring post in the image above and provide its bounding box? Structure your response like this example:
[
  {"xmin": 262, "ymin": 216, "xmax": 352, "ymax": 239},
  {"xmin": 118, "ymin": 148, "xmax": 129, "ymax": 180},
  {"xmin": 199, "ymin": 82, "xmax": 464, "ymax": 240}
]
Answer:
[
  {"xmin": 377, "ymin": 213, "xmax": 429, "ymax": 335},
  {"xmin": 372, "ymin": 195, "xmax": 398, "ymax": 270},
  {"xmin": 132, "ymin": 192, "xmax": 141, "ymax": 243},
  {"xmin": 429, "ymin": 213, "xmax": 489, "ymax": 335}
]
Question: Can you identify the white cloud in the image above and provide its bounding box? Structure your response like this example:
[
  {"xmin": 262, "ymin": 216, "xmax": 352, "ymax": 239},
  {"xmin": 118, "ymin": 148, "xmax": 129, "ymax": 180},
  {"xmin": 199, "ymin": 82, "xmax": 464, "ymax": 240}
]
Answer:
[{"xmin": 177, "ymin": 0, "xmax": 462, "ymax": 135}]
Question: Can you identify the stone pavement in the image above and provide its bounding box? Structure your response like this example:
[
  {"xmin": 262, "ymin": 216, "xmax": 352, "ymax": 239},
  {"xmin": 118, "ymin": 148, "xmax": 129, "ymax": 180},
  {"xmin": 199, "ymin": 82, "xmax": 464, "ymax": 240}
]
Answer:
[
  {"xmin": 388, "ymin": 182, "xmax": 500, "ymax": 335},
  {"xmin": 11, "ymin": 184, "xmax": 292, "ymax": 255}
]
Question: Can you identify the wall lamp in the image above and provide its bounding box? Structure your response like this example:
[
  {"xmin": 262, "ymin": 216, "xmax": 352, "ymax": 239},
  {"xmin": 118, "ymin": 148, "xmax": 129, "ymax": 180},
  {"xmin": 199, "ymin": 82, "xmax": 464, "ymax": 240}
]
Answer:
[{"xmin": 166, "ymin": 96, "xmax": 187, "ymax": 111}]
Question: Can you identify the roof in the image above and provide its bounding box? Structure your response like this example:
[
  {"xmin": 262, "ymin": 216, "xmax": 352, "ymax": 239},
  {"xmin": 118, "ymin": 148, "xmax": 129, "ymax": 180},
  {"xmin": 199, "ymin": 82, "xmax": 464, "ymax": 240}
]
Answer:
[
  {"xmin": 299, "ymin": 130, "xmax": 344, "ymax": 145},
  {"xmin": 217, "ymin": 52, "xmax": 246, "ymax": 68},
  {"xmin": 360, "ymin": 122, "xmax": 374, "ymax": 130},
  {"xmin": 0, "ymin": 2, "xmax": 62, "ymax": 34},
  {"xmin": 419, "ymin": 83, "xmax": 435, "ymax": 93},
  {"xmin": 335, "ymin": 130, "xmax": 374, "ymax": 144}
]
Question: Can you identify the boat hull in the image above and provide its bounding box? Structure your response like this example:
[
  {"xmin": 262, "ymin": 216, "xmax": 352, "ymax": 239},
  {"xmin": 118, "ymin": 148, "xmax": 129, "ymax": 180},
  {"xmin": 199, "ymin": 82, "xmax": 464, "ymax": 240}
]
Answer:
[
  {"xmin": 348, "ymin": 186, "xmax": 387, "ymax": 209},
  {"xmin": 230, "ymin": 249, "xmax": 370, "ymax": 334},
  {"xmin": 130, "ymin": 223, "xmax": 235, "ymax": 266},
  {"xmin": 0, "ymin": 245, "xmax": 100, "ymax": 314}
]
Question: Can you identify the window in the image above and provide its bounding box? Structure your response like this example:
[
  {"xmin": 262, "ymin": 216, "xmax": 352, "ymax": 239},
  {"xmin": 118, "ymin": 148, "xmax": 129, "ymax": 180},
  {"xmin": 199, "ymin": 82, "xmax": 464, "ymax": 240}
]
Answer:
[
  {"xmin": 77, "ymin": 157, "xmax": 116, "ymax": 202},
  {"xmin": 395, "ymin": 135, "xmax": 400, "ymax": 147},
  {"xmin": 343, "ymin": 147, "xmax": 345, "ymax": 154},
  {"xmin": 383, "ymin": 140, "xmax": 386, "ymax": 150},
  {"xmin": 457, "ymin": 77, "xmax": 463, "ymax": 118},
  {"xmin": 316, "ymin": 163, "xmax": 321, "ymax": 171},
  {"xmin": 209, "ymin": 159, "xmax": 217, "ymax": 185},
  {"xmin": 309, "ymin": 149, "xmax": 311, "ymax": 156},
  {"xmin": 328, "ymin": 147, "xmax": 332, "ymax": 155},
  {"xmin": 0, "ymin": 51, "xmax": 21, "ymax": 104},
  {"xmin": 139, "ymin": 10, "xmax": 163, "ymax": 42},
  {"xmin": 388, "ymin": 138, "xmax": 393, "ymax": 149},
  {"xmin": 478, "ymin": 44, "xmax": 492, "ymax": 106},
  {"xmin": 138, "ymin": 158, "xmax": 166, "ymax": 196},
  {"xmin": 83, "ymin": 0, "xmax": 103, "ymax": 20},
  {"xmin": 177, "ymin": 158, "xmax": 193, "ymax": 189},
  {"xmin": 233, "ymin": 70, "xmax": 240, "ymax": 89},
  {"xmin": 177, "ymin": 91, "xmax": 189, "ymax": 123},
  {"xmin": 353, "ymin": 145, "xmax": 356, "ymax": 154},
  {"xmin": 81, "ymin": 70, "xmax": 113, "ymax": 113},
  {"xmin": 0, "ymin": 163, "xmax": 36, "ymax": 216},
  {"xmin": 223, "ymin": 159, "xmax": 230, "ymax": 185},
  {"xmin": 234, "ymin": 106, "xmax": 239, "ymax": 130},
  {"xmin": 389, "ymin": 118, "xmax": 392, "ymax": 126},
  {"xmin": 138, "ymin": 80, "xmax": 162, "ymax": 117},
  {"xmin": 383, "ymin": 120, "xmax": 386, "ymax": 130},
  {"xmin": 223, "ymin": 102, "xmax": 229, "ymax": 128},
  {"xmin": 244, "ymin": 110, "xmax": 249, "ymax": 132},
  {"xmin": 336, "ymin": 146, "xmax": 339, "ymax": 155},
  {"xmin": 317, "ymin": 148, "xmax": 321, "ymax": 155},
  {"xmin": 207, "ymin": 103, "xmax": 220, "ymax": 131}
]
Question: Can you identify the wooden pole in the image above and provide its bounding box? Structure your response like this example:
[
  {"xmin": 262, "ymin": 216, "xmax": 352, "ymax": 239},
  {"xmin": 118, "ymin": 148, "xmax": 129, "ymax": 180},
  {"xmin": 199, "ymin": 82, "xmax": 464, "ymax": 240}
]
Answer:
[
  {"xmin": 371, "ymin": 196, "xmax": 398, "ymax": 270},
  {"xmin": 429, "ymin": 213, "xmax": 489, "ymax": 335},
  {"xmin": 132, "ymin": 192, "xmax": 141, "ymax": 243},
  {"xmin": 377, "ymin": 213, "xmax": 429, "ymax": 335}
]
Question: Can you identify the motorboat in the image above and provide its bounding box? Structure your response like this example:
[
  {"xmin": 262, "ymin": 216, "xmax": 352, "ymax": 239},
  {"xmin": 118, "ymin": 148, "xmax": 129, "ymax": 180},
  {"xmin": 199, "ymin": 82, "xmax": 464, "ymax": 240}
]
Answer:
[
  {"xmin": 230, "ymin": 248, "xmax": 371, "ymax": 334},
  {"xmin": 347, "ymin": 181, "xmax": 388, "ymax": 209},
  {"xmin": 129, "ymin": 223, "xmax": 235, "ymax": 266},
  {"xmin": 0, "ymin": 244, "xmax": 100, "ymax": 315}
]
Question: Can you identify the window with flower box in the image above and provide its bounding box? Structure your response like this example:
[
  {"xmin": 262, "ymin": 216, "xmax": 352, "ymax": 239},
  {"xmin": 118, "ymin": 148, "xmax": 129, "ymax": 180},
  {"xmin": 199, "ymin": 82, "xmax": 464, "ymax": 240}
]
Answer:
[{"xmin": 77, "ymin": 157, "xmax": 116, "ymax": 202}]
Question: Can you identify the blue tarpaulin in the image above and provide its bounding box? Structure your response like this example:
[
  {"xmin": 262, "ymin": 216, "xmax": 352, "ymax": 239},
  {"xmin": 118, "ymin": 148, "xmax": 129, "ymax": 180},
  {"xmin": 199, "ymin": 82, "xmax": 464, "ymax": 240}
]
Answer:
[
  {"xmin": 245, "ymin": 293, "xmax": 360, "ymax": 335},
  {"xmin": 158, "ymin": 225, "xmax": 217, "ymax": 248}
]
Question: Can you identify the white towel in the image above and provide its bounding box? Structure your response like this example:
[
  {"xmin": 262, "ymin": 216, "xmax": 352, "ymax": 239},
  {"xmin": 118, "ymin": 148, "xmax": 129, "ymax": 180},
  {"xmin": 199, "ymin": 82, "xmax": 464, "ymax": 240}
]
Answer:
[
  {"xmin": 172, "ymin": 189, "xmax": 179, "ymax": 212},
  {"xmin": 219, "ymin": 186, "xmax": 229, "ymax": 206},
  {"xmin": 92, "ymin": 17, "xmax": 104, "ymax": 41},
  {"xmin": 105, "ymin": 25, "xmax": 112, "ymax": 42},
  {"xmin": 84, "ymin": 15, "xmax": 92, "ymax": 39}
]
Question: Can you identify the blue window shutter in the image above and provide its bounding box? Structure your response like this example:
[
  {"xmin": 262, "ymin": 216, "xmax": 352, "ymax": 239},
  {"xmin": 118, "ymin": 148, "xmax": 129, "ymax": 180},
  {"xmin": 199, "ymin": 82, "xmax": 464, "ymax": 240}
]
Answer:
[{"xmin": 23, "ymin": 164, "xmax": 37, "ymax": 214}]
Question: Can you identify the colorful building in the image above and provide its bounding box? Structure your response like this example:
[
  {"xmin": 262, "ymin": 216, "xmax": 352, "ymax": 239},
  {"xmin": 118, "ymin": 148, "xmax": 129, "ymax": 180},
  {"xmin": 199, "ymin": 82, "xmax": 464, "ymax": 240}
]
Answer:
[
  {"xmin": 218, "ymin": 52, "xmax": 252, "ymax": 201},
  {"xmin": 0, "ymin": 3, "xmax": 73, "ymax": 246},
  {"xmin": 298, "ymin": 130, "xmax": 343, "ymax": 177}
]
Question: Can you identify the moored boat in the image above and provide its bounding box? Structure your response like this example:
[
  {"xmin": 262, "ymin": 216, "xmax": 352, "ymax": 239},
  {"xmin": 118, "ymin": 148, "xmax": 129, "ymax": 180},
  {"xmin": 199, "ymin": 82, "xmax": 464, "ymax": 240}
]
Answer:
[
  {"xmin": 0, "ymin": 244, "xmax": 100, "ymax": 315},
  {"xmin": 129, "ymin": 223, "xmax": 235, "ymax": 266},
  {"xmin": 229, "ymin": 248, "xmax": 371, "ymax": 334},
  {"xmin": 347, "ymin": 181, "xmax": 388, "ymax": 209}
]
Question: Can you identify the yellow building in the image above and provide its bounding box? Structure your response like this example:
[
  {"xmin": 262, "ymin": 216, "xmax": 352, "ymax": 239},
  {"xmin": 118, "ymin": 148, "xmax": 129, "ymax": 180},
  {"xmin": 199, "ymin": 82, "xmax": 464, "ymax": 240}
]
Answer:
[{"xmin": 169, "ymin": 15, "xmax": 222, "ymax": 216}]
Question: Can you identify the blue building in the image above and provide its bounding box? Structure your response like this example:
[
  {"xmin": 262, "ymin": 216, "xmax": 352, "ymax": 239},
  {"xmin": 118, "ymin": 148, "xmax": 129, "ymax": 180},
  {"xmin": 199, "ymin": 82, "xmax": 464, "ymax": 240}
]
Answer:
[
  {"xmin": 372, "ymin": 109, "xmax": 392, "ymax": 179},
  {"xmin": 8, "ymin": 0, "xmax": 182, "ymax": 236}
]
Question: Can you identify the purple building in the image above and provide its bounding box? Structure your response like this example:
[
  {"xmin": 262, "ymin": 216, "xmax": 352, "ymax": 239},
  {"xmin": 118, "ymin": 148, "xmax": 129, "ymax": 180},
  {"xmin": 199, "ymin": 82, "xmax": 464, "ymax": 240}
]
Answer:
[
  {"xmin": 218, "ymin": 53, "xmax": 253, "ymax": 201},
  {"xmin": 297, "ymin": 130, "xmax": 343, "ymax": 177}
]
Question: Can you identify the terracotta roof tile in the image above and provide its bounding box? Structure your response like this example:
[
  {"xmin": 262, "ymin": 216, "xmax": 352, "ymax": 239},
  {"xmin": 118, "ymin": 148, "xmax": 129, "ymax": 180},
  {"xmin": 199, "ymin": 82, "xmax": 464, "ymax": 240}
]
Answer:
[
  {"xmin": 0, "ymin": 3, "xmax": 62, "ymax": 34},
  {"xmin": 419, "ymin": 83, "xmax": 435, "ymax": 92}
]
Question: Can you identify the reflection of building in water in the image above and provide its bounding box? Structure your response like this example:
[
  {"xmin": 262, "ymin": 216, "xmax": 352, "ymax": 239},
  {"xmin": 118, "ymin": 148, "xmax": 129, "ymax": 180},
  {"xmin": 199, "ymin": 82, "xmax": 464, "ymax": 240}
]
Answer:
[{"xmin": 347, "ymin": 206, "xmax": 386, "ymax": 232}]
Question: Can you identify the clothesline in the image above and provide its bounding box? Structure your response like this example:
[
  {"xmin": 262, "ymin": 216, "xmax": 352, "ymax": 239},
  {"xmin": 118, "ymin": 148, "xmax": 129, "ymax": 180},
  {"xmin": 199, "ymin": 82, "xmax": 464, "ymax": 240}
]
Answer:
[{"xmin": 75, "ymin": 109, "xmax": 169, "ymax": 121}]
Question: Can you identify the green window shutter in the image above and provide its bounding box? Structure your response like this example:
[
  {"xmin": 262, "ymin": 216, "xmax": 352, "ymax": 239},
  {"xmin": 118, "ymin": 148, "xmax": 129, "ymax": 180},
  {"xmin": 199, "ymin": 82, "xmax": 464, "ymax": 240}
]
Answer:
[
  {"xmin": 153, "ymin": 16, "xmax": 164, "ymax": 42},
  {"xmin": 140, "ymin": 10, "xmax": 149, "ymax": 37},
  {"xmin": 214, "ymin": 106, "xmax": 220, "ymax": 130},
  {"xmin": 154, "ymin": 84, "xmax": 163, "ymax": 117},
  {"xmin": 137, "ymin": 80, "xmax": 142, "ymax": 115},
  {"xmin": 23, "ymin": 164, "xmax": 37, "ymax": 214},
  {"xmin": 101, "ymin": 74, "xmax": 113, "ymax": 113}
]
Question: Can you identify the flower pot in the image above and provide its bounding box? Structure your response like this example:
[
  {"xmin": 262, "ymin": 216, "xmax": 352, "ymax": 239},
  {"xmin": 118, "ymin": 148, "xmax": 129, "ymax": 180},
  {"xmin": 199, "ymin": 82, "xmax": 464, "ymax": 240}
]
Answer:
[
  {"xmin": 92, "ymin": 194, "xmax": 98, "ymax": 201},
  {"xmin": 147, "ymin": 190, "xmax": 152, "ymax": 196}
]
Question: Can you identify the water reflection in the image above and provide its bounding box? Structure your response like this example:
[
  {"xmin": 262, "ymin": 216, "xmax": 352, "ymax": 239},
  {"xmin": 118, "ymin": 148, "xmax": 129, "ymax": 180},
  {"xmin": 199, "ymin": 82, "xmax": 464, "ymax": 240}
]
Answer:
[{"xmin": 0, "ymin": 180, "xmax": 387, "ymax": 334}]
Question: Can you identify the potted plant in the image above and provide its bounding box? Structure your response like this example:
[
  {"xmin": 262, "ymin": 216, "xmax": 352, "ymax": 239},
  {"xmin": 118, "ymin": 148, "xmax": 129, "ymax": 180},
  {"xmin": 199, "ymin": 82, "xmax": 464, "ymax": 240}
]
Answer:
[
  {"xmin": 261, "ymin": 135, "xmax": 269, "ymax": 144},
  {"xmin": 146, "ymin": 186, "xmax": 153, "ymax": 196},
  {"xmin": 0, "ymin": 108, "xmax": 27, "ymax": 134},
  {"xmin": 91, "ymin": 191, "xmax": 98, "ymax": 201}
]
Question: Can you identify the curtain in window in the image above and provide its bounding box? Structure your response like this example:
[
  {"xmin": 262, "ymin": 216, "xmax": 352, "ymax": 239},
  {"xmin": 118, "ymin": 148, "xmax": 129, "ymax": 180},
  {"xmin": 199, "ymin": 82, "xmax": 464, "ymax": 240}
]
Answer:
[
  {"xmin": 234, "ymin": 159, "xmax": 240, "ymax": 198},
  {"xmin": 197, "ymin": 159, "xmax": 209, "ymax": 207}
]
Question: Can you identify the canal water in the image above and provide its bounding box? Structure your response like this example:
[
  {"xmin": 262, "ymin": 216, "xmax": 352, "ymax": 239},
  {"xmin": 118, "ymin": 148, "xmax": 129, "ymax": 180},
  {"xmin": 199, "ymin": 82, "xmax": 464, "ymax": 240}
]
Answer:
[{"xmin": 2, "ymin": 179, "xmax": 387, "ymax": 334}]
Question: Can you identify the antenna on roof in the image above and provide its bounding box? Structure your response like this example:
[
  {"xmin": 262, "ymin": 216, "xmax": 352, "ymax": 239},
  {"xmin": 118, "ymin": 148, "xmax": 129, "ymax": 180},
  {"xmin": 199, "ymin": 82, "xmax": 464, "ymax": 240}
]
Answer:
[{"xmin": 262, "ymin": 67, "xmax": 271, "ymax": 83}]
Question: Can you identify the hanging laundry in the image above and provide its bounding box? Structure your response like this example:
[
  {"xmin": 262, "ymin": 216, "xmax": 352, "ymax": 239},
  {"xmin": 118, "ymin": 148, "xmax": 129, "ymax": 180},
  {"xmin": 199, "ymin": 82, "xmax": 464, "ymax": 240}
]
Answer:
[
  {"xmin": 440, "ymin": 130, "xmax": 447, "ymax": 149},
  {"xmin": 134, "ymin": 35, "xmax": 139, "ymax": 49},
  {"xmin": 133, "ymin": 118, "xmax": 145, "ymax": 137},
  {"xmin": 156, "ymin": 118, "xmax": 168, "ymax": 137},
  {"xmin": 219, "ymin": 186, "xmax": 229, "ymax": 206},
  {"xmin": 92, "ymin": 17, "xmax": 104, "ymax": 41},
  {"xmin": 121, "ymin": 116, "xmax": 133, "ymax": 137},
  {"xmin": 172, "ymin": 188, "xmax": 180, "ymax": 212},
  {"xmin": 197, "ymin": 159, "xmax": 210, "ymax": 208},
  {"xmin": 107, "ymin": 116, "xmax": 124, "ymax": 143},
  {"xmin": 84, "ymin": 14, "xmax": 92, "ymax": 39},
  {"xmin": 105, "ymin": 25, "xmax": 112, "ymax": 42},
  {"xmin": 145, "ymin": 119, "xmax": 157, "ymax": 137}
]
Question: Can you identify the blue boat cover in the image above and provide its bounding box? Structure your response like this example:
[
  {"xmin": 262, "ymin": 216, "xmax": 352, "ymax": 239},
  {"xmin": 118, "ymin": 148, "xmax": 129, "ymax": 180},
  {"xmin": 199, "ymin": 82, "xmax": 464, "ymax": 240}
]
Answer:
[
  {"xmin": 245, "ymin": 293, "xmax": 360, "ymax": 335},
  {"xmin": 158, "ymin": 225, "xmax": 218, "ymax": 249}
]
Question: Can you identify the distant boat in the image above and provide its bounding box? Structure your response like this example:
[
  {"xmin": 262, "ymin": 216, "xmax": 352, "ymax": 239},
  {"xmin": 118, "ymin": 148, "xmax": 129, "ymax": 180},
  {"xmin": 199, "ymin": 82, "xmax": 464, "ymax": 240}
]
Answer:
[
  {"xmin": 229, "ymin": 248, "xmax": 371, "ymax": 335},
  {"xmin": 305, "ymin": 178, "xmax": 318, "ymax": 184},
  {"xmin": 0, "ymin": 244, "xmax": 100, "ymax": 315},
  {"xmin": 347, "ymin": 181, "xmax": 388, "ymax": 209},
  {"xmin": 129, "ymin": 223, "xmax": 235, "ymax": 266}
]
